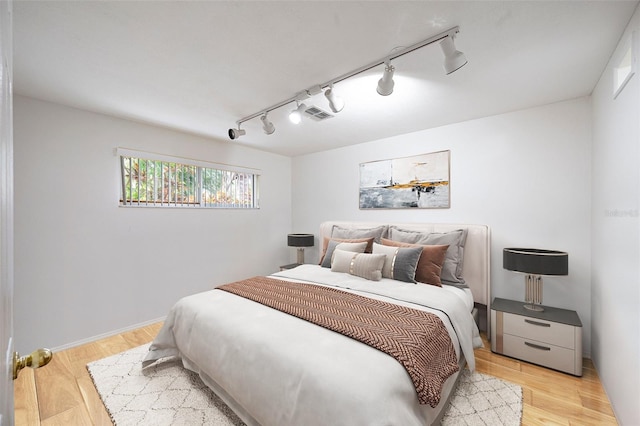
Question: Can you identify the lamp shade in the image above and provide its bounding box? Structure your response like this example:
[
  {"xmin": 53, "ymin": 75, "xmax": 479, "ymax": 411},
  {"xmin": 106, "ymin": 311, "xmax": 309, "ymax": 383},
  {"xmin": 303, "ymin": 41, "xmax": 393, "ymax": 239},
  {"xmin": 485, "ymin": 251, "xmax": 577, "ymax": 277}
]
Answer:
[
  {"xmin": 324, "ymin": 86, "xmax": 345, "ymax": 113},
  {"xmin": 289, "ymin": 103, "xmax": 307, "ymax": 124},
  {"xmin": 503, "ymin": 248, "xmax": 568, "ymax": 276},
  {"xmin": 440, "ymin": 36, "xmax": 468, "ymax": 74},
  {"xmin": 287, "ymin": 233, "xmax": 314, "ymax": 248},
  {"xmin": 376, "ymin": 64, "xmax": 395, "ymax": 96},
  {"xmin": 260, "ymin": 114, "xmax": 275, "ymax": 135}
]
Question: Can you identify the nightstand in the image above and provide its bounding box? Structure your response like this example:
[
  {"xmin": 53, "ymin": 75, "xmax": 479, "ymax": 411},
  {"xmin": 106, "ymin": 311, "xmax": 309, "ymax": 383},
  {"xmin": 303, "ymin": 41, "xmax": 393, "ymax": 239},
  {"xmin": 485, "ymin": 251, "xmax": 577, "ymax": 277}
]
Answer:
[
  {"xmin": 491, "ymin": 297, "xmax": 582, "ymax": 376},
  {"xmin": 279, "ymin": 263, "xmax": 301, "ymax": 271}
]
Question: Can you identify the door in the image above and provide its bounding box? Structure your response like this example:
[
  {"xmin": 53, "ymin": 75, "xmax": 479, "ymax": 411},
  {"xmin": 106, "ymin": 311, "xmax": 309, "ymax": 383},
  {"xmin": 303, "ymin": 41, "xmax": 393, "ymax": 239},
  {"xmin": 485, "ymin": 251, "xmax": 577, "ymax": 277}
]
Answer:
[{"xmin": 0, "ymin": 0, "xmax": 13, "ymax": 424}]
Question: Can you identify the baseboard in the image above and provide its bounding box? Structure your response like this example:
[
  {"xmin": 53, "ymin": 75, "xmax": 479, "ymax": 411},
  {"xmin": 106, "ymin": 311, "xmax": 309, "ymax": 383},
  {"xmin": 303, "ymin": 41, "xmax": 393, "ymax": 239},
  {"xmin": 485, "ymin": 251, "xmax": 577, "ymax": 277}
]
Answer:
[{"xmin": 51, "ymin": 316, "xmax": 166, "ymax": 352}]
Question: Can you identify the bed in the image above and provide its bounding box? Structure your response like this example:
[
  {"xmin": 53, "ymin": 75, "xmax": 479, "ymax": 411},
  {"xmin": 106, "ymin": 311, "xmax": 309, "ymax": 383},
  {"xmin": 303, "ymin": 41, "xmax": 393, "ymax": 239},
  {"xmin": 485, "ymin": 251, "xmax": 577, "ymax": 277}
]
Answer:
[{"xmin": 143, "ymin": 221, "xmax": 491, "ymax": 425}]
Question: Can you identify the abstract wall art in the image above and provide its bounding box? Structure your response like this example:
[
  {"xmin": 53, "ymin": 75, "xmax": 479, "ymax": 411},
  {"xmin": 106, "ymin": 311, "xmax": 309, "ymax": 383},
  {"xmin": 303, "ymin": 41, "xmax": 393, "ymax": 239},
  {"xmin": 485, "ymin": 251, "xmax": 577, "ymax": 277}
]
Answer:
[{"xmin": 359, "ymin": 150, "xmax": 450, "ymax": 209}]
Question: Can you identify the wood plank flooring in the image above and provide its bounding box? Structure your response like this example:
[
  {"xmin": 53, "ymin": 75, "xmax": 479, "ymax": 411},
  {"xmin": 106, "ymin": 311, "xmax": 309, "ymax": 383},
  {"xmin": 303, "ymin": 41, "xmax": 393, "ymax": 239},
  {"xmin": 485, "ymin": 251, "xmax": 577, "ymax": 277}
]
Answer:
[
  {"xmin": 14, "ymin": 324, "xmax": 618, "ymax": 425},
  {"xmin": 475, "ymin": 334, "xmax": 618, "ymax": 425},
  {"xmin": 14, "ymin": 323, "xmax": 162, "ymax": 426}
]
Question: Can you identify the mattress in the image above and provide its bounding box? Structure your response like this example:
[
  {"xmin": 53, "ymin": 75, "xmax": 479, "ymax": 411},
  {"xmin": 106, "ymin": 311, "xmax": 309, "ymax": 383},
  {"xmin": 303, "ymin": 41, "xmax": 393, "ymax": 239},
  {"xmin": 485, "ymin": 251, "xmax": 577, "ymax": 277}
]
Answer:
[{"xmin": 143, "ymin": 265, "xmax": 482, "ymax": 425}]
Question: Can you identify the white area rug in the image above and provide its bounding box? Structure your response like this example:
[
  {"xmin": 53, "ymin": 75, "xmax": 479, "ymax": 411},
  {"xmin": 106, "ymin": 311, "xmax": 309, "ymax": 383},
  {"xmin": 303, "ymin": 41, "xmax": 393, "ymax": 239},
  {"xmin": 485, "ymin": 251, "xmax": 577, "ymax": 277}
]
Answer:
[
  {"xmin": 88, "ymin": 344, "xmax": 522, "ymax": 426},
  {"xmin": 441, "ymin": 368, "xmax": 522, "ymax": 425}
]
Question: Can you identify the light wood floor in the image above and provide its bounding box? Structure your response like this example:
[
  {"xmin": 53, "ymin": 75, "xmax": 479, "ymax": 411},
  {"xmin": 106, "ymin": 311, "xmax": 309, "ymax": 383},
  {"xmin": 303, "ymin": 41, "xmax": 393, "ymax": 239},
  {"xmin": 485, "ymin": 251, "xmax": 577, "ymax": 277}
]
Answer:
[{"xmin": 14, "ymin": 324, "xmax": 618, "ymax": 425}]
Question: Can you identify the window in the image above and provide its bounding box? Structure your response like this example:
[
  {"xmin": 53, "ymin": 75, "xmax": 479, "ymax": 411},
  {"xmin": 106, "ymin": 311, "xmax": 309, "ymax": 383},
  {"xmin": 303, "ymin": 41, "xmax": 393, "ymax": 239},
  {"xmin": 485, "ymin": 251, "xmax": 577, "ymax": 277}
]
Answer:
[
  {"xmin": 613, "ymin": 31, "xmax": 636, "ymax": 99},
  {"xmin": 117, "ymin": 148, "xmax": 259, "ymax": 208}
]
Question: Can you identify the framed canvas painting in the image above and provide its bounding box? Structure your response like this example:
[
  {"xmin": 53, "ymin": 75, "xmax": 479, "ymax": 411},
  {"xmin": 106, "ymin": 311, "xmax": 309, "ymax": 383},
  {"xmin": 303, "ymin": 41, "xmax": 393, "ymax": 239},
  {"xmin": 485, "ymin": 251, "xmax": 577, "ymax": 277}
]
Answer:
[{"xmin": 359, "ymin": 150, "xmax": 450, "ymax": 209}]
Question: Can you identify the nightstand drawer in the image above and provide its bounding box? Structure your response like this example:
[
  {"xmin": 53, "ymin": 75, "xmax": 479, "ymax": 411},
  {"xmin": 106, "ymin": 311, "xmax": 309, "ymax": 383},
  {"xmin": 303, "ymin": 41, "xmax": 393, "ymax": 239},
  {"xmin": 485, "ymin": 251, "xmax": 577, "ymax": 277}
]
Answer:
[
  {"xmin": 503, "ymin": 312, "xmax": 575, "ymax": 349},
  {"xmin": 502, "ymin": 334, "xmax": 577, "ymax": 374}
]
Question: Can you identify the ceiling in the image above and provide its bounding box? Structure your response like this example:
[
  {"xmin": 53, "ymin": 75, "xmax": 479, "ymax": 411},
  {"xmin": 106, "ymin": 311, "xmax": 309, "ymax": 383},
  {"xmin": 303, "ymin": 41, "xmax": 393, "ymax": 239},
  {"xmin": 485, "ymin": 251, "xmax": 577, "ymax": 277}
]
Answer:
[{"xmin": 13, "ymin": 1, "xmax": 639, "ymax": 157}]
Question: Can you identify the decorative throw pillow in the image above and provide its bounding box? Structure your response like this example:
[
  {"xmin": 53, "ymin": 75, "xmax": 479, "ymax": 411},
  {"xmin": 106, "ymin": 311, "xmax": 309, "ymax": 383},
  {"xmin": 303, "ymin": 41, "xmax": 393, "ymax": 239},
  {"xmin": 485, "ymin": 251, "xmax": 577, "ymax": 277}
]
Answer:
[
  {"xmin": 319, "ymin": 237, "xmax": 375, "ymax": 265},
  {"xmin": 372, "ymin": 242, "xmax": 423, "ymax": 283},
  {"xmin": 387, "ymin": 227, "xmax": 468, "ymax": 285},
  {"xmin": 381, "ymin": 239, "xmax": 449, "ymax": 287},
  {"xmin": 331, "ymin": 250, "xmax": 386, "ymax": 281},
  {"xmin": 320, "ymin": 240, "xmax": 368, "ymax": 268},
  {"xmin": 331, "ymin": 225, "xmax": 387, "ymax": 244}
]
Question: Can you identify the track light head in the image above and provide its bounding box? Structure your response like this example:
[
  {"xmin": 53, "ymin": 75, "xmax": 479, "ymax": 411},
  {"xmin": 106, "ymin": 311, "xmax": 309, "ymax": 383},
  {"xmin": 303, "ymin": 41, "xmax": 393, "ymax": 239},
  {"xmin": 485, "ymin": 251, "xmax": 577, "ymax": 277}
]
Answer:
[
  {"xmin": 260, "ymin": 114, "xmax": 275, "ymax": 135},
  {"xmin": 440, "ymin": 35, "xmax": 467, "ymax": 74},
  {"xmin": 228, "ymin": 127, "xmax": 246, "ymax": 140},
  {"xmin": 324, "ymin": 85, "xmax": 345, "ymax": 113},
  {"xmin": 376, "ymin": 63, "xmax": 395, "ymax": 96},
  {"xmin": 289, "ymin": 102, "xmax": 307, "ymax": 124}
]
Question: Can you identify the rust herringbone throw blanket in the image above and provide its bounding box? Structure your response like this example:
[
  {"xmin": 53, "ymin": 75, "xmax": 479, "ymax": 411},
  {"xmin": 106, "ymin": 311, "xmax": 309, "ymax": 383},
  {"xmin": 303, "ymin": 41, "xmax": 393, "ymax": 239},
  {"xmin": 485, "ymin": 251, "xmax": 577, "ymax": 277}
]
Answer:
[{"xmin": 218, "ymin": 276, "xmax": 459, "ymax": 406}]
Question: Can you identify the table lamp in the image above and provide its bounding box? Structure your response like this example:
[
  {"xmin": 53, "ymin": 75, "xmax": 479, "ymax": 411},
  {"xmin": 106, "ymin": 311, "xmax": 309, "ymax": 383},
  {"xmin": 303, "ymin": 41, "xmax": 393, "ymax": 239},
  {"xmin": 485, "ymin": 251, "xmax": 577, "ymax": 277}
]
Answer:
[
  {"xmin": 503, "ymin": 248, "xmax": 568, "ymax": 312},
  {"xmin": 287, "ymin": 233, "xmax": 314, "ymax": 264}
]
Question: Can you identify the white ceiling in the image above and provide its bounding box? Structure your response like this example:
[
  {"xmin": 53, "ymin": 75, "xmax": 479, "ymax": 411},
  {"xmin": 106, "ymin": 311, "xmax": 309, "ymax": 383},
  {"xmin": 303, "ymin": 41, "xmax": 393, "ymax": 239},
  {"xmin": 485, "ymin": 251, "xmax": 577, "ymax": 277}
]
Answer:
[{"xmin": 13, "ymin": 1, "xmax": 639, "ymax": 157}]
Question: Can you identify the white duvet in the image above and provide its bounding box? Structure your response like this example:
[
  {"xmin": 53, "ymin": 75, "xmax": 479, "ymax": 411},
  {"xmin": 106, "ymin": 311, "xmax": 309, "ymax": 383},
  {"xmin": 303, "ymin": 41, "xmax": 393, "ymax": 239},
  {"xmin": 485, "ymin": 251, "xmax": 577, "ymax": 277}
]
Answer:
[{"xmin": 143, "ymin": 265, "xmax": 483, "ymax": 426}]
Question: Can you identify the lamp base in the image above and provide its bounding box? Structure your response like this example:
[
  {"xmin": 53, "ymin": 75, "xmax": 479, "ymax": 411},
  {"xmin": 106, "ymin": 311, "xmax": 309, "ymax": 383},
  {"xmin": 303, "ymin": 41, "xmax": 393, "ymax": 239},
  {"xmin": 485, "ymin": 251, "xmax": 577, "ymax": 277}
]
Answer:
[
  {"xmin": 523, "ymin": 303, "xmax": 545, "ymax": 312},
  {"xmin": 296, "ymin": 248, "xmax": 305, "ymax": 264},
  {"xmin": 524, "ymin": 274, "xmax": 545, "ymax": 311}
]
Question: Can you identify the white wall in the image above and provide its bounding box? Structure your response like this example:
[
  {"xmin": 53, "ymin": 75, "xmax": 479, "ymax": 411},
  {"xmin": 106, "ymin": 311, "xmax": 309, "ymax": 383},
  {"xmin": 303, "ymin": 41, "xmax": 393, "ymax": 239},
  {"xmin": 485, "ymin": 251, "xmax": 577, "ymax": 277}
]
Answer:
[
  {"xmin": 292, "ymin": 98, "xmax": 592, "ymax": 354},
  {"xmin": 591, "ymin": 4, "xmax": 640, "ymax": 425},
  {"xmin": 13, "ymin": 96, "xmax": 292, "ymax": 353}
]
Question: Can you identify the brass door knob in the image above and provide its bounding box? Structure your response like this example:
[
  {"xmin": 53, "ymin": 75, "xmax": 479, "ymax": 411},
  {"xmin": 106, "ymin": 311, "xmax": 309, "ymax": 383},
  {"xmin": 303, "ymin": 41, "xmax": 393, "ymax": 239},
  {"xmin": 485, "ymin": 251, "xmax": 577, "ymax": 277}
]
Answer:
[{"xmin": 12, "ymin": 348, "xmax": 53, "ymax": 380}]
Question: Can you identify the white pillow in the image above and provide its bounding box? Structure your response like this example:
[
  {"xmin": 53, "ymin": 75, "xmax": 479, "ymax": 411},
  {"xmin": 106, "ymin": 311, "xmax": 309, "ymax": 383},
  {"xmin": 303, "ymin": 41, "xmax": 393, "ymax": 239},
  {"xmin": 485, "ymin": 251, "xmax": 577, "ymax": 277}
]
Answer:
[{"xmin": 331, "ymin": 250, "xmax": 386, "ymax": 281}]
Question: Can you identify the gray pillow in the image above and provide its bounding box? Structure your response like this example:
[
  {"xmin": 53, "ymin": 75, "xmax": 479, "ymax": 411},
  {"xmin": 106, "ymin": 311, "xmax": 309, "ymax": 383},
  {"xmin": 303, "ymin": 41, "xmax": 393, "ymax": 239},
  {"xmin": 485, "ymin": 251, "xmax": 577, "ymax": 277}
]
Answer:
[
  {"xmin": 372, "ymin": 242, "xmax": 423, "ymax": 283},
  {"xmin": 388, "ymin": 227, "xmax": 468, "ymax": 285},
  {"xmin": 320, "ymin": 240, "xmax": 368, "ymax": 268},
  {"xmin": 331, "ymin": 225, "xmax": 387, "ymax": 243}
]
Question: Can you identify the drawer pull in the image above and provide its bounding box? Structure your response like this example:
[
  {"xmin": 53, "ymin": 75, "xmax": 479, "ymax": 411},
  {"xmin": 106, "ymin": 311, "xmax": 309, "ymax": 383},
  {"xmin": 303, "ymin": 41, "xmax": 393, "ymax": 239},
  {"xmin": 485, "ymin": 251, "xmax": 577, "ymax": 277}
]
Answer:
[
  {"xmin": 524, "ymin": 319, "xmax": 551, "ymax": 327},
  {"xmin": 525, "ymin": 341, "xmax": 551, "ymax": 351}
]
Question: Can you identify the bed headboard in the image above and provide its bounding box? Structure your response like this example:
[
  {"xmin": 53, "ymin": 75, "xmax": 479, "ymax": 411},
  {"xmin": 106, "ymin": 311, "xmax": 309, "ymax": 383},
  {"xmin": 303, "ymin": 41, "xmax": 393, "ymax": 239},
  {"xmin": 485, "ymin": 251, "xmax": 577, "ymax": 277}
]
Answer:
[{"xmin": 318, "ymin": 221, "xmax": 491, "ymax": 309}]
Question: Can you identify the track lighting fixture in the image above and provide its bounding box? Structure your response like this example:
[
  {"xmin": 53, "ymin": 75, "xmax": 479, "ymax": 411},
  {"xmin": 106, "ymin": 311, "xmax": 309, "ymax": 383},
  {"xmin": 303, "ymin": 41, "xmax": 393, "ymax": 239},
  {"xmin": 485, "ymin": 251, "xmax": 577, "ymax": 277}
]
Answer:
[
  {"xmin": 228, "ymin": 26, "xmax": 466, "ymax": 140},
  {"xmin": 440, "ymin": 35, "xmax": 468, "ymax": 75},
  {"xmin": 289, "ymin": 102, "xmax": 307, "ymax": 124},
  {"xmin": 376, "ymin": 63, "xmax": 395, "ymax": 96},
  {"xmin": 228, "ymin": 126, "xmax": 245, "ymax": 140},
  {"xmin": 324, "ymin": 85, "xmax": 345, "ymax": 113},
  {"xmin": 260, "ymin": 113, "xmax": 275, "ymax": 135}
]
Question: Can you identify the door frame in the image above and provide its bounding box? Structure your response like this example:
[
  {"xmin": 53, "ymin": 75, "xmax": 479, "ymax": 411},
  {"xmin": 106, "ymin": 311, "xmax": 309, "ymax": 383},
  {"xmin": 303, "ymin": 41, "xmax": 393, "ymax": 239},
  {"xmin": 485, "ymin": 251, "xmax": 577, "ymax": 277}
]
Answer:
[{"xmin": 0, "ymin": 0, "xmax": 14, "ymax": 424}]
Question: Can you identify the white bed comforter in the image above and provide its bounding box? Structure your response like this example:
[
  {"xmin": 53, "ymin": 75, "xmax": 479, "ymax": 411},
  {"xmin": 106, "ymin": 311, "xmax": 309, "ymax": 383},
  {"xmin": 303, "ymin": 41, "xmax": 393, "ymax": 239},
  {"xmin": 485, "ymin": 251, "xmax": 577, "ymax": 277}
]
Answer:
[{"xmin": 143, "ymin": 265, "xmax": 483, "ymax": 426}]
